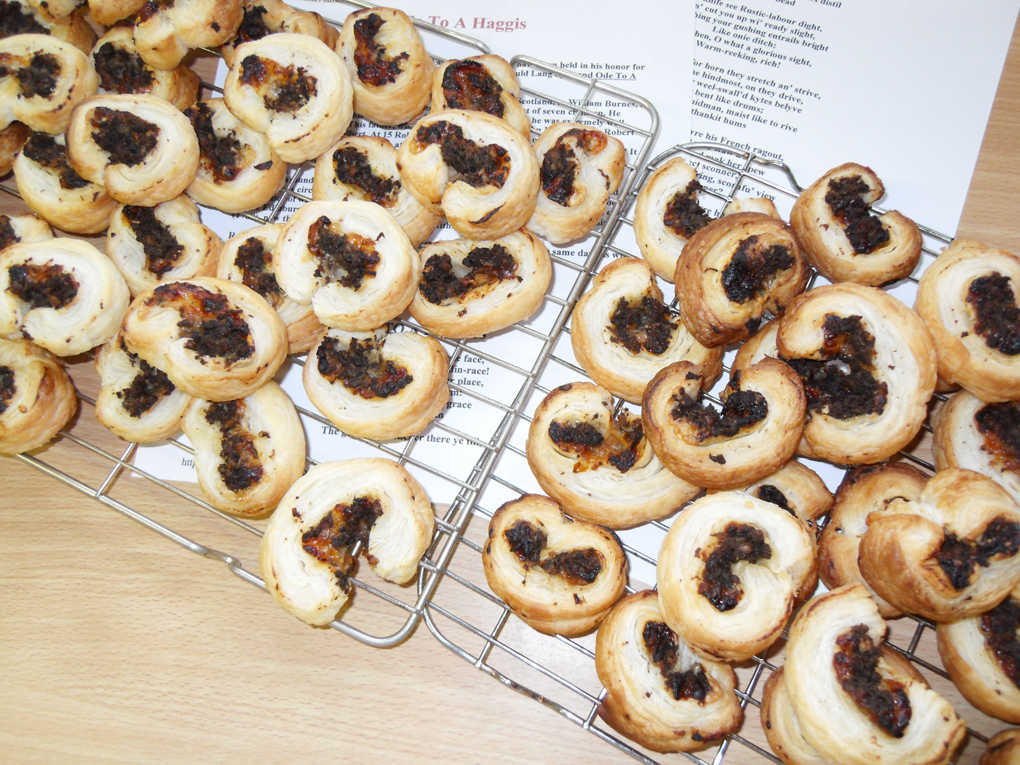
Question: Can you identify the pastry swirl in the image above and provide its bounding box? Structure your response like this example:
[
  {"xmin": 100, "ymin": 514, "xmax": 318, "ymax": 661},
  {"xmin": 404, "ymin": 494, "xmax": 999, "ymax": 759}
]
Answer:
[
  {"xmin": 0, "ymin": 120, "xmax": 30, "ymax": 175},
  {"xmin": 0, "ymin": 213, "xmax": 51, "ymax": 251},
  {"xmin": 431, "ymin": 55, "xmax": 530, "ymax": 137},
  {"xmin": 132, "ymin": 0, "xmax": 242, "ymax": 71},
  {"xmin": 91, "ymin": 26, "xmax": 198, "ymax": 110},
  {"xmin": 710, "ymin": 458, "xmax": 833, "ymax": 531},
  {"xmin": 221, "ymin": 0, "xmax": 338, "ymax": 68},
  {"xmin": 0, "ymin": 335, "xmax": 76, "ymax": 455},
  {"xmin": 1, "ymin": 1, "xmax": 96, "ymax": 54}
]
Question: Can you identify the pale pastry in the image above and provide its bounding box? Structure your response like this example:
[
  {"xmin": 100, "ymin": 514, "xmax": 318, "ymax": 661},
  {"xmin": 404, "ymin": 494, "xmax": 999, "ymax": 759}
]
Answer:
[
  {"xmin": 431, "ymin": 55, "xmax": 530, "ymax": 137},
  {"xmin": 731, "ymin": 315, "xmax": 779, "ymax": 374},
  {"xmin": 91, "ymin": 26, "xmax": 199, "ymax": 110},
  {"xmin": 0, "ymin": 335, "xmax": 76, "ymax": 454},
  {"xmin": 0, "ymin": 213, "xmax": 51, "ymax": 251},
  {"xmin": 709, "ymin": 458, "xmax": 833, "ymax": 531},
  {"xmin": 132, "ymin": 0, "xmax": 242, "ymax": 71},
  {"xmin": 409, "ymin": 228, "xmax": 551, "ymax": 339},
  {"xmin": 221, "ymin": 0, "xmax": 339, "ymax": 68},
  {"xmin": 723, "ymin": 196, "xmax": 780, "ymax": 218},
  {"xmin": 260, "ymin": 458, "xmax": 435, "ymax": 625},
  {"xmin": 1, "ymin": 0, "xmax": 96, "ymax": 54}
]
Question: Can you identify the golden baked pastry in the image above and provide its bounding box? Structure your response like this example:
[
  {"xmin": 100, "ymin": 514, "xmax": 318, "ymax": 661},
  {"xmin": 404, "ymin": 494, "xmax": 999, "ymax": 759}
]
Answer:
[
  {"xmin": 260, "ymin": 458, "xmax": 435, "ymax": 625},
  {"xmin": 527, "ymin": 122, "xmax": 625, "ymax": 245},
  {"xmin": 656, "ymin": 490, "xmax": 816, "ymax": 661},
  {"xmin": 312, "ymin": 135, "xmax": 440, "ymax": 248},
  {"xmin": 710, "ymin": 458, "xmax": 833, "ymax": 531},
  {"xmin": 107, "ymin": 195, "xmax": 222, "ymax": 297},
  {"xmin": 216, "ymin": 223, "xmax": 322, "ymax": 354},
  {"xmin": 526, "ymin": 382, "xmax": 700, "ymax": 529},
  {"xmin": 0, "ymin": 213, "xmax": 51, "ymax": 251},
  {"xmin": 184, "ymin": 97, "xmax": 287, "ymax": 214},
  {"xmin": 221, "ymin": 0, "xmax": 338, "ymax": 68},
  {"xmin": 336, "ymin": 7, "xmax": 433, "ymax": 126},
  {"xmin": 409, "ymin": 228, "xmax": 551, "ymax": 339},
  {"xmin": 0, "ymin": 335, "xmax": 76, "ymax": 455},
  {"xmin": 223, "ymin": 33, "xmax": 353, "ymax": 164},
  {"xmin": 121, "ymin": 276, "xmax": 287, "ymax": 402},
  {"xmin": 981, "ymin": 729, "xmax": 1020, "ymax": 765},
  {"xmin": 0, "ymin": 238, "xmax": 129, "ymax": 355},
  {"xmin": 66, "ymin": 93, "xmax": 200, "ymax": 206},
  {"xmin": 182, "ymin": 381, "xmax": 305, "ymax": 517},
  {"xmin": 25, "ymin": 0, "xmax": 85, "ymax": 18},
  {"xmin": 482, "ymin": 493, "xmax": 627, "ymax": 636},
  {"xmin": 818, "ymin": 462, "xmax": 929, "ymax": 618},
  {"xmin": 633, "ymin": 156, "xmax": 713, "ymax": 282},
  {"xmin": 12, "ymin": 130, "xmax": 117, "ymax": 234},
  {"xmin": 87, "ymin": 0, "xmax": 144, "ymax": 26},
  {"xmin": 595, "ymin": 590, "xmax": 743, "ymax": 753},
  {"xmin": 790, "ymin": 162, "xmax": 922, "ymax": 286},
  {"xmin": 0, "ymin": 120, "xmax": 30, "ymax": 175},
  {"xmin": 0, "ymin": 33, "xmax": 97, "ymax": 134},
  {"xmin": 780, "ymin": 583, "xmax": 965, "ymax": 765},
  {"xmin": 642, "ymin": 358, "xmax": 806, "ymax": 490},
  {"xmin": 431, "ymin": 55, "xmax": 530, "ymax": 137},
  {"xmin": 723, "ymin": 196, "xmax": 780, "ymax": 218},
  {"xmin": 91, "ymin": 26, "xmax": 198, "ymax": 110},
  {"xmin": 132, "ymin": 0, "xmax": 242, "ymax": 71},
  {"xmin": 273, "ymin": 199, "xmax": 419, "ymax": 332},
  {"xmin": 915, "ymin": 238, "xmax": 1020, "ymax": 402},
  {"xmin": 396, "ymin": 109, "xmax": 539, "ymax": 240},
  {"xmin": 95, "ymin": 332, "xmax": 191, "ymax": 443},
  {"xmin": 570, "ymin": 256, "xmax": 723, "ymax": 404},
  {"xmin": 731, "ymin": 315, "xmax": 779, "ymax": 374},
  {"xmin": 1, "ymin": 1, "xmax": 96, "ymax": 54},
  {"xmin": 777, "ymin": 283, "xmax": 937, "ymax": 464},
  {"xmin": 859, "ymin": 467, "xmax": 1020, "ymax": 622},
  {"xmin": 303, "ymin": 326, "xmax": 449, "ymax": 441},
  {"xmin": 675, "ymin": 211, "xmax": 808, "ymax": 347}
]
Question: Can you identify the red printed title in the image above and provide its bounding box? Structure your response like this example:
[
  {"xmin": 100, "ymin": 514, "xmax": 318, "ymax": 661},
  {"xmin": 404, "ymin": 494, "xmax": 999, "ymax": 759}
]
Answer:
[{"xmin": 425, "ymin": 16, "xmax": 527, "ymax": 32}]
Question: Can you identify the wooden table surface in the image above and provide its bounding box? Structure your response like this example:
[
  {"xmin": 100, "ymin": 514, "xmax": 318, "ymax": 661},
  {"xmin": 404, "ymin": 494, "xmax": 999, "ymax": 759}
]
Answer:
[{"xmin": 4, "ymin": 13, "xmax": 1020, "ymax": 765}]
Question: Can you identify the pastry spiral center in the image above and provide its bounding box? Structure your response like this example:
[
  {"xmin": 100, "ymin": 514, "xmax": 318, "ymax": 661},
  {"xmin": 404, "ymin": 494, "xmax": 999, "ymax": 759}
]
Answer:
[
  {"xmin": 419, "ymin": 245, "xmax": 519, "ymax": 305},
  {"xmin": 663, "ymin": 179, "xmax": 710, "ymax": 239},
  {"xmin": 22, "ymin": 132, "xmax": 89, "ymax": 190},
  {"xmin": 0, "ymin": 364, "xmax": 15, "ymax": 415},
  {"xmin": 307, "ymin": 216, "xmax": 381, "ymax": 290},
  {"xmin": 233, "ymin": 237, "xmax": 283, "ymax": 307},
  {"xmin": 833, "ymin": 624, "xmax": 911, "ymax": 738},
  {"xmin": 414, "ymin": 121, "xmax": 510, "ymax": 189},
  {"xmin": 608, "ymin": 295, "xmax": 677, "ymax": 355},
  {"xmin": 442, "ymin": 60, "xmax": 504, "ymax": 117},
  {"xmin": 7, "ymin": 261, "xmax": 79, "ymax": 310},
  {"xmin": 205, "ymin": 399, "xmax": 263, "ymax": 492},
  {"xmin": 122, "ymin": 206, "xmax": 184, "ymax": 277},
  {"xmin": 301, "ymin": 496, "xmax": 383, "ymax": 592},
  {"xmin": 90, "ymin": 107, "xmax": 161, "ymax": 167},
  {"xmin": 642, "ymin": 620, "xmax": 711, "ymax": 702},
  {"xmin": 824, "ymin": 175, "xmax": 890, "ymax": 255},
  {"xmin": 966, "ymin": 272, "xmax": 1020, "ymax": 356},
  {"xmin": 151, "ymin": 282, "xmax": 254, "ymax": 364},
  {"xmin": 0, "ymin": 52, "xmax": 59, "ymax": 98},
  {"xmin": 186, "ymin": 101, "xmax": 247, "ymax": 183},
  {"xmin": 698, "ymin": 522, "xmax": 771, "ymax": 611},
  {"xmin": 239, "ymin": 55, "xmax": 317, "ymax": 113},
  {"xmin": 503, "ymin": 519, "xmax": 605, "ymax": 586},
  {"xmin": 975, "ymin": 401, "xmax": 1020, "ymax": 473},
  {"xmin": 0, "ymin": 1, "xmax": 47, "ymax": 35},
  {"xmin": 116, "ymin": 344, "xmax": 176, "ymax": 418},
  {"xmin": 540, "ymin": 128, "xmax": 608, "ymax": 207},
  {"xmin": 548, "ymin": 411, "xmax": 643, "ymax": 474},
  {"xmin": 754, "ymin": 484, "xmax": 795, "ymax": 515},
  {"xmin": 93, "ymin": 42, "xmax": 154, "ymax": 93},
  {"xmin": 980, "ymin": 596, "xmax": 1020, "ymax": 689},
  {"xmin": 932, "ymin": 516, "xmax": 1020, "ymax": 590},
  {"xmin": 332, "ymin": 146, "xmax": 400, "ymax": 207},
  {"xmin": 352, "ymin": 12, "xmax": 409, "ymax": 86},
  {"xmin": 232, "ymin": 4, "xmax": 272, "ymax": 46},
  {"xmin": 669, "ymin": 377, "xmax": 768, "ymax": 444},
  {"xmin": 720, "ymin": 235, "xmax": 794, "ymax": 304},
  {"xmin": 316, "ymin": 334, "xmax": 412, "ymax": 400}
]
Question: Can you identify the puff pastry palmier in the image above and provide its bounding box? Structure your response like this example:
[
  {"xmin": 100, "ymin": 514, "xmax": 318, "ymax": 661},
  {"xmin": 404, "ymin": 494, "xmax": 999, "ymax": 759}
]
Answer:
[
  {"xmin": 121, "ymin": 277, "xmax": 287, "ymax": 402},
  {"xmin": 676, "ymin": 212, "xmax": 808, "ymax": 347},
  {"xmin": 303, "ymin": 326, "xmax": 448, "ymax": 441},
  {"xmin": 397, "ymin": 109, "xmax": 539, "ymax": 240},
  {"xmin": 182, "ymin": 381, "xmax": 304, "ymax": 517},
  {"xmin": 571, "ymin": 257, "xmax": 723, "ymax": 404},
  {"xmin": 107, "ymin": 195, "xmax": 221, "ymax": 297},
  {"xmin": 915, "ymin": 239, "xmax": 1020, "ymax": 402},
  {"xmin": 859, "ymin": 467, "xmax": 1020, "ymax": 622},
  {"xmin": 273, "ymin": 199, "xmax": 418, "ymax": 332},
  {"xmin": 66, "ymin": 93, "xmax": 200, "ymax": 206},
  {"xmin": 1, "ymin": 1, "xmax": 95, "ymax": 54},
  {"xmin": 336, "ymin": 7, "xmax": 432, "ymax": 127},
  {"xmin": 526, "ymin": 382, "xmax": 700, "ymax": 529},
  {"xmin": 981, "ymin": 729, "xmax": 1020, "ymax": 765},
  {"xmin": 0, "ymin": 120, "xmax": 30, "ymax": 174},
  {"xmin": 221, "ymin": 0, "xmax": 338, "ymax": 68},
  {"xmin": 527, "ymin": 122, "xmax": 625, "ymax": 246},
  {"xmin": 432, "ymin": 55, "xmax": 530, "ymax": 137},
  {"xmin": 0, "ymin": 213, "xmax": 51, "ymax": 251},
  {"xmin": 712, "ymin": 458, "xmax": 833, "ymax": 530},
  {"xmin": 260, "ymin": 458, "xmax": 435, "ymax": 626},
  {"xmin": 777, "ymin": 283, "xmax": 937, "ymax": 464},
  {"xmin": 0, "ymin": 335, "xmax": 76, "ymax": 454},
  {"xmin": 782, "ymin": 584, "xmax": 965, "ymax": 765},
  {"xmin": 633, "ymin": 156, "xmax": 713, "ymax": 282},
  {"xmin": 933, "ymin": 390, "xmax": 1020, "ymax": 506},
  {"xmin": 312, "ymin": 135, "xmax": 440, "ymax": 248},
  {"xmin": 409, "ymin": 228, "xmax": 551, "ymax": 339},
  {"xmin": 0, "ymin": 34, "xmax": 97, "ymax": 134},
  {"xmin": 91, "ymin": 27, "xmax": 198, "ymax": 110},
  {"xmin": 224, "ymin": 34, "xmax": 353, "ymax": 164},
  {"xmin": 217, "ymin": 224, "xmax": 321, "ymax": 354},
  {"xmin": 656, "ymin": 490, "xmax": 816, "ymax": 661},
  {"xmin": 818, "ymin": 463, "xmax": 929, "ymax": 619},
  {"xmin": 595, "ymin": 590, "xmax": 742, "ymax": 753},
  {"xmin": 95, "ymin": 333, "xmax": 190, "ymax": 443},
  {"xmin": 132, "ymin": 0, "xmax": 242, "ymax": 71},
  {"xmin": 13, "ymin": 130, "xmax": 116, "ymax": 234},
  {"xmin": 938, "ymin": 586, "xmax": 1020, "ymax": 723},
  {"xmin": 0, "ymin": 238, "xmax": 129, "ymax": 355},
  {"xmin": 184, "ymin": 98, "xmax": 286, "ymax": 214},
  {"xmin": 790, "ymin": 162, "xmax": 922, "ymax": 286},
  {"xmin": 643, "ymin": 358, "xmax": 805, "ymax": 490},
  {"xmin": 483, "ymin": 494, "xmax": 627, "ymax": 636}
]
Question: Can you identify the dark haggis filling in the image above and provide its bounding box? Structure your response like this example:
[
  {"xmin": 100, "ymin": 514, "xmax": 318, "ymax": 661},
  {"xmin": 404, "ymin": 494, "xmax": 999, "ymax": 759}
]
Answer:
[
  {"xmin": 783, "ymin": 314, "xmax": 888, "ymax": 420},
  {"xmin": 0, "ymin": 364, "xmax": 15, "ymax": 415},
  {"xmin": 418, "ymin": 245, "xmax": 518, "ymax": 304},
  {"xmin": 233, "ymin": 237, "xmax": 282, "ymax": 306},
  {"xmin": 150, "ymin": 282, "xmax": 254, "ymax": 364},
  {"xmin": 116, "ymin": 343, "xmax": 176, "ymax": 418},
  {"xmin": 0, "ymin": 1, "xmax": 48, "ymax": 36},
  {"xmin": 0, "ymin": 215, "xmax": 15, "ymax": 251},
  {"xmin": 93, "ymin": 42, "xmax": 154, "ymax": 93},
  {"xmin": 548, "ymin": 412, "xmax": 643, "ymax": 474},
  {"xmin": 239, "ymin": 54, "xmax": 317, "ymax": 113},
  {"xmin": 352, "ymin": 12, "xmax": 408, "ymax": 86},
  {"xmin": 967, "ymin": 272, "xmax": 1020, "ymax": 356},
  {"xmin": 7, "ymin": 261, "xmax": 78, "ymax": 309},
  {"xmin": 833, "ymin": 624, "xmax": 911, "ymax": 738},
  {"xmin": 307, "ymin": 216, "xmax": 380, "ymax": 290},
  {"xmin": 185, "ymin": 101, "xmax": 245, "ymax": 183},
  {"xmin": 204, "ymin": 399, "xmax": 263, "ymax": 492},
  {"xmin": 301, "ymin": 496, "xmax": 383, "ymax": 592},
  {"xmin": 663, "ymin": 180, "xmax": 711, "ymax": 238},
  {"xmin": 824, "ymin": 175, "xmax": 890, "ymax": 255},
  {"xmin": 670, "ymin": 374, "xmax": 768, "ymax": 442},
  {"xmin": 540, "ymin": 128, "xmax": 607, "ymax": 206},
  {"xmin": 933, "ymin": 516, "xmax": 1020, "ymax": 590},
  {"xmin": 3, "ymin": 52, "xmax": 60, "ymax": 99},
  {"xmin": 501, "ymin": 519, "xmax": 605, "ymax": 586},
  {"xmin": 720, "ymin": 235, "xmax": 794, "ymax": 304},
  {"xmin": 981, "ymin": 596, "xmax": 1020, "ymax": 689},
  {"xmin": 442, "ymin": 60, "xmax": 503, "ymax": 117},
  {"xmin": 90, "ymin": 107, "xmax": 160, "ymax": 166},
  {"xmin": 232, "ymin": 4, "xmax": 271, "ymax": 46},
  {"xmin": 22, "ymin": 132, "xmax": 89, "ymax": 190},
  {"xmin": 122, "ymin": 206, "xmax": 184, "ymax": 277},
  {"xmin": 642, "ymin": 620, "xmax": 711, "ymax": 701},
  {"xmin": 609, "ymin": 295, "xmax": 677, "ymax": 355},
  {"xmin": 332, "ymin": 146, "xmax": 399, "ymax": 206},
  {"xmin": 415, "ymin": 121, "xmax": 510, "ymax": 189},
  {"xmin": 315, "ymin": 334, "xmax": 412, "ymax": 399},
  {"xmin": 136, "ymin": 0, "xmax": 175, "ymax": 24},
  {"xmin": 975, "ymin": 401, "xmax": 1020, "ymax": 472},
  {"xmin": 698, "ymin": 522, "xmax": 771, "ymax": 611},
  {"xmin": 755, "ymin": 484, "xmax": 794, "ymax": 515}
]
